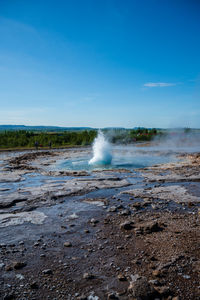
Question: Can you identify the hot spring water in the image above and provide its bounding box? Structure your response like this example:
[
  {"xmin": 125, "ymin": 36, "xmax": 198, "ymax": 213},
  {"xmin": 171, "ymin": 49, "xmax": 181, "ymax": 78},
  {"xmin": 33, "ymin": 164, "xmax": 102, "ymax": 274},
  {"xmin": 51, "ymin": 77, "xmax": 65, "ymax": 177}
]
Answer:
[
  {"xmin": 56, "ymin": 131, "xmax": 178, "ymax": 171},
  {"xmin": 89, "ymin": 131, "xmax": 112, "ymax": 166}
]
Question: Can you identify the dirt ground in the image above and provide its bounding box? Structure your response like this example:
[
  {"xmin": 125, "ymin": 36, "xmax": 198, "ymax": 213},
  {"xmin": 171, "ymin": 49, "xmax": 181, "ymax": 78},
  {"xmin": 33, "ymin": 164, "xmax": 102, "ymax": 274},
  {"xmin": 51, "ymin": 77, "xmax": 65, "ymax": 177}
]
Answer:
[{"xmin": 0, "ymin": 149, "xmax": 199, "ymax": 300}]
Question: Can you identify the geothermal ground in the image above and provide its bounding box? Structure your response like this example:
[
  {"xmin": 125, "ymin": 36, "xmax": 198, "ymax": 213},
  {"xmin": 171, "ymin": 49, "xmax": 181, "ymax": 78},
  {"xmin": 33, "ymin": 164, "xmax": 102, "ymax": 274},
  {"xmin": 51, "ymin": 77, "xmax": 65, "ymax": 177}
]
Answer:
[{"xmin": 0, "ymin": 146, "xmax": 199, "ymax": 300}]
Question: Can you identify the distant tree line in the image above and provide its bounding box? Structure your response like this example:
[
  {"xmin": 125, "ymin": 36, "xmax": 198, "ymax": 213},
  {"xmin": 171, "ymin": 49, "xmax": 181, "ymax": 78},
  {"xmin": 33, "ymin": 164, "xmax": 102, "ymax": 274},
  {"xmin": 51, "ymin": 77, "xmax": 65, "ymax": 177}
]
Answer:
[
  {"xmin": 129, "ymin": 128, "xmax": 158, "ymax": 141},
  {"xmin": 0, "ymin": 130, "xmax": 97, "ymax": 149},
  {"xmin": 0, "ymin": 128, "xmax": 160, "ymax": 149},
  {"xmin": 108, "ymin": 128, "xmax": 159, "ymax": 143}
]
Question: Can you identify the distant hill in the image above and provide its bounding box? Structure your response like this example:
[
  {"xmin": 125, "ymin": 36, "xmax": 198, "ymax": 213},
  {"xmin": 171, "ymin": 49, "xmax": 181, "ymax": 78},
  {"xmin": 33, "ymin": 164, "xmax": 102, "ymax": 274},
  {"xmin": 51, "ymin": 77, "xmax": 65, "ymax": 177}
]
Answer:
[
  {"xmin": 103, "ymin": 127, "xmax": 128, "ymax": 130},
  {"xmin": 0, "ymin": 125, "xmax": 96, "ymax": 132}
]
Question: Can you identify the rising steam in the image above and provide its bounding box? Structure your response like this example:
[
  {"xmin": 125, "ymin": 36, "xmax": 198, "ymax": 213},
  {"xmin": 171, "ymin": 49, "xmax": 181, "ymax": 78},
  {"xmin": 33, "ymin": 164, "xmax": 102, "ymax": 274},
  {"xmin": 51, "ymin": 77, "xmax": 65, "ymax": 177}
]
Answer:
[{"xmin": 89, "ymin": 131, "xmax": 112, "ymax": 166}]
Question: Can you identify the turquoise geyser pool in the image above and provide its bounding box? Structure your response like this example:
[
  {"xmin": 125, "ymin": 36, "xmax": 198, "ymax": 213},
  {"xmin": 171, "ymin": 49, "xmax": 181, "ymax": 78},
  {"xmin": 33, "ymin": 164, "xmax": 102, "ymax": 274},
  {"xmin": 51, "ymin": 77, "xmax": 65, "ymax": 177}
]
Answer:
[{"xmin": 56, "ymin": 145, "xmax": 178, "ymax": 171}]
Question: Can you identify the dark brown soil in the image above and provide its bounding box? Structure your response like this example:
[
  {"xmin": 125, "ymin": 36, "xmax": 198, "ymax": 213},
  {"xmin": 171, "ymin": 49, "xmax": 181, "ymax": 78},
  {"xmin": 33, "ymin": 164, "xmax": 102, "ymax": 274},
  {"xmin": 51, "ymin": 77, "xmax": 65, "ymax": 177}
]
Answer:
[
  {"xmin": 0, "ymin": 150, "xmax": 200, "ymax": 300},
  {"xmin": 0, "ymin": 208, "xmax": 199, "ymax": 300}
]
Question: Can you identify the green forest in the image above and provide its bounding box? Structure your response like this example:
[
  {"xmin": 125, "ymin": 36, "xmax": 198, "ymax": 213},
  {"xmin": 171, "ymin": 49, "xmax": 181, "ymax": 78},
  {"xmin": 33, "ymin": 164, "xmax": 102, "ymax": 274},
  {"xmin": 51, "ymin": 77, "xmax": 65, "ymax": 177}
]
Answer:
[{"xmin": 0, "ymin": 128, "xmax": 159, "ymax": 149}]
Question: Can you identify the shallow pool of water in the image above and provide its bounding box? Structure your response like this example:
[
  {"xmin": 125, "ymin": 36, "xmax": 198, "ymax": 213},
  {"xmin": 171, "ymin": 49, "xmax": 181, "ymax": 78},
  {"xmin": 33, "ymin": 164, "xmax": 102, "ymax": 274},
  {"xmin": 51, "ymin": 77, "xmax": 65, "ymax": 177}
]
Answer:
[{"xmin": 56, "ymin": 146, "xmax": 178, "ymax": 171}]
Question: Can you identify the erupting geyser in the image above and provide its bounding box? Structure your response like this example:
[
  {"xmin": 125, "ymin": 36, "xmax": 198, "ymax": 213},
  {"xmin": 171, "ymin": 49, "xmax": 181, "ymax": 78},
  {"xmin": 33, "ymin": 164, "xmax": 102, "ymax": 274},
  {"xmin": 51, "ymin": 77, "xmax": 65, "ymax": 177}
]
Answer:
[{"xmin": 89, "ymin": 131, "xmax": 112, "ymax": 166}]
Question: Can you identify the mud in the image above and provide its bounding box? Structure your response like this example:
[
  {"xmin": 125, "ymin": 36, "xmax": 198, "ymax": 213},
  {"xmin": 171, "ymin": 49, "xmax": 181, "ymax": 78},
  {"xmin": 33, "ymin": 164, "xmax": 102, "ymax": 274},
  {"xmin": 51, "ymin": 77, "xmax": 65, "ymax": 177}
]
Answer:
[{"xmin": 0, "ymin": 148, "xmax": 199, "ymax": 300}]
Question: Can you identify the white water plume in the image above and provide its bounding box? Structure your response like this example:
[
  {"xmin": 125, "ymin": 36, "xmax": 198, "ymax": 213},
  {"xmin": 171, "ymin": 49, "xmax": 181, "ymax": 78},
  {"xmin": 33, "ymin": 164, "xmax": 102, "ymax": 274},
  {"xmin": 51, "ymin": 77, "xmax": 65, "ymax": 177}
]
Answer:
[{"xmin": 89, "ymin": 131, "xmax": 112, "ymax": 166}]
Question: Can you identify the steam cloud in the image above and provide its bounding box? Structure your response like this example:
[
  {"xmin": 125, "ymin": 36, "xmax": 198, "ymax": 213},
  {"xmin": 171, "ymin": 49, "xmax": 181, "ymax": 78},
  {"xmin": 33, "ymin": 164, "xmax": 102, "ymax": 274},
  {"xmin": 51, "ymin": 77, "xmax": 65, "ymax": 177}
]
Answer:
[{"xmin": 89, "ymin": 130, "xmax": 112, "ymax": 166}]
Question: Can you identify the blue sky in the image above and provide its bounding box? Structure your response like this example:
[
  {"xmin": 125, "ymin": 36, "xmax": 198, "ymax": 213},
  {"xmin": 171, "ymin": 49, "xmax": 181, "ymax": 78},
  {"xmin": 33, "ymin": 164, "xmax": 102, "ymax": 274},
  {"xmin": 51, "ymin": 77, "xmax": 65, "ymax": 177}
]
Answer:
[{"xmin": 0, "ymin": 0, "xmax": 200, "ymax": 128}]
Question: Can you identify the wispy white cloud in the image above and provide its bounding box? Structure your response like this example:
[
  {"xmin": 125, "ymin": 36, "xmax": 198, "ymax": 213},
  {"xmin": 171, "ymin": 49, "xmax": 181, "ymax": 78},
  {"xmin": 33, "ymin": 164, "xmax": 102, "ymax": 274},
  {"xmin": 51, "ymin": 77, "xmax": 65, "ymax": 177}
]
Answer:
[
  {"xmin": 144, "ymin": 82, "xmax": 176, "ymax": 87},
  {"xmin": 81, "ymin": 93, "xmax": 100, "ymax": 103},
  {"xmin": 0, "ymin": 17, "xmax": 38, "ymax": 35}
]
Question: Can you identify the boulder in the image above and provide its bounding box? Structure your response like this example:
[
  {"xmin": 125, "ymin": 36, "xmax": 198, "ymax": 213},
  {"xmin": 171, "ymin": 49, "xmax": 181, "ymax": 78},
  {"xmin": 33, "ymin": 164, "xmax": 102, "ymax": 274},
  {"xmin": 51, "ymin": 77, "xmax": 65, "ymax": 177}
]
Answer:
[{"xmin": 128, "ymin": 276, "xmax": 158, "ymax": 300}]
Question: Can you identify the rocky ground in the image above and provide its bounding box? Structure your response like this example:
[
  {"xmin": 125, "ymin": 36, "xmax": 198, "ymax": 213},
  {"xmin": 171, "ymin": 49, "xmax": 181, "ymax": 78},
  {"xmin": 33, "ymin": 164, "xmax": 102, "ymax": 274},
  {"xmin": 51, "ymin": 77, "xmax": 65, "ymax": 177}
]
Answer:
[{"xmin": 0, "ymin": 149, "xmax": 199, "ymax": 300}]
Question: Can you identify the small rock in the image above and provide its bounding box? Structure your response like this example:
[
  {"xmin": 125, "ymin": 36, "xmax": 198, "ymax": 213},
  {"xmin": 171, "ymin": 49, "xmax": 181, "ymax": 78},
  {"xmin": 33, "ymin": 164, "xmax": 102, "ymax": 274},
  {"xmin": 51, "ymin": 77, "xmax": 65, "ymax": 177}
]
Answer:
[
  {"xmin": 104, "ymin": 218, "xmax": 110, "ymax": 224},
  {"xmin": 150, "ymin": 255, "xmax": 157, "ymax": 261},
  {"xmin": 16, "ymin": 274, "xmax": 25, "ymax": 280},
  {"xmin": 108, "ymin": 206, "xmax": 117, "ymax": 212},
  {"xmin": 125, "ymin": 234, "xmax": 131, "ymax": 239},
  {"xmin": 30, "ymin": 281, "xmax": 39, "ymax": 289},
  {"xmin": 120, "ymin": 221, "xmax": 134, "ymax": 230},
  {"xmin": 83, "ymin": 272, "xmax": 95, "ymax": 280},
  {"xmin": 134, "ymin": 221, "xmax": 162, "ymax": 235},
  {"xmin": 152, "ymin": 270, "xmax": 161, "ymax": 277},
  {"xmin": 64, "ymin": 242, "xmax": 72, "ymax": 247},
  {"xmin": 155, "ymin": 285, "xmax": 170, "ymax": 296},
  {"xmin": 182, "ymin": 274, "xmax": 191, "ymax": 279},
  {"xmin": 107, "ymin": 292, "xmax": 119, "ymax": 299},
  {"xmin": 13, "ymin": 261, "xmax": 26, "ymax": 270},
  {"xmin": 117, "ymin": 204, "xmax": 124, "ymax": 209},
  {"xmin": 75, "ymin": 293, "xmax": 79, "ymax": 297},
  {"xmin": 90, "ymin": 218, "xmax": 99, "ymax": 224},
  {"xmin": 116, "ymin": 245, "xmax": 124, "ymax": 250},
  {"xmin": 77, "ymin": 296, "xmax": 87, "ymax": 300},
  {"xmin": 124, "ymin": 267, "xmax": 130, "ymax": 272},
  {"xmin": 128, "ymin": 276, "xmax": 158, "ymax": 299},
  {"xmin": 131, "ymin": 202, "xmax": 143, "ymax": 209},
  {"xmin": 119, "ymin": 209, "xmax": 131, "ymax": 216},
  {"xmin": 3, "ymin": 293, "xmax": 15, "ymax": 300},
  {"xmin": 34, "ymin": 242, "xmax": 40, "ymax": 246},
  {"xmin": 0, "ymin": 262, "xmax": 5, "ymax": 269},
  {"xmin": 148, "ymin": 279, "xmax": 160, "ymax": 286},
  {"xmin": 5, "ymin": 264, "xmax": 13, "ymax": 271},
  {"xmin": 130, "ymin": 274, "xmax": 140, "ymax": 282},
  {"xmin": 118, "ymin": 274, "xmax": 127, "ymax": 281},
  {"xmin": 42, "ymin": 269, "xmax": 52, "ymax": 275}
]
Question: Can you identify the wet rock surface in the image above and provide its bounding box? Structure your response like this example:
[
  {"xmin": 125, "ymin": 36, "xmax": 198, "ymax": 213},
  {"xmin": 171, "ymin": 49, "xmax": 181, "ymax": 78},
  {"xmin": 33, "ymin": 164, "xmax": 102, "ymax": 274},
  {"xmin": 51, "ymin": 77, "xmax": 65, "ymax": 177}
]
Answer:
[
  {"xmin": 0, "ymin": 149, "xmax": 199, "ymax": 299},
  {"xmin": 0, "ymin": 211, "xmax": 47, "ymax": 227},
  {"xmin": 122, "ymin": 185, "xmax": 200, "ymax": 205}
]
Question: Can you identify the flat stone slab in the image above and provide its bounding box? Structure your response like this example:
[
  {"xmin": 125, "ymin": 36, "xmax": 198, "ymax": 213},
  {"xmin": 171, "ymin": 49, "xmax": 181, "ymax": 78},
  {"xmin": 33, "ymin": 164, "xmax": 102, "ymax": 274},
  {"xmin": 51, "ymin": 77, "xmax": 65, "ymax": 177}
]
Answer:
[
  {"xmin": 42, "ymin": 170, "xmax": 89, "ymax": 177},
  {"xmin": 139, "ymin": 155, "xmax": 200, "ymax": 183},
  {"xmin": 121, "ymin": 185, "xmax": 200, "ymax": 204},
  {"xmin": 0, "ymin": 172, "xmax": 23, "ymax": 183},
  {"xmin": 0, "ymin": 194, "xmax": 28, "ymax": 208},
  {"xmin": 0, "ymin": 177, "xmax": 130, "ymax": 209},
  {"xmin": 141, "ymin": 173, "xmax": 200, "ymax": 183},
  {"xmin": 0, "ymin": 211, "xmax": 47, "ymax": 227}
]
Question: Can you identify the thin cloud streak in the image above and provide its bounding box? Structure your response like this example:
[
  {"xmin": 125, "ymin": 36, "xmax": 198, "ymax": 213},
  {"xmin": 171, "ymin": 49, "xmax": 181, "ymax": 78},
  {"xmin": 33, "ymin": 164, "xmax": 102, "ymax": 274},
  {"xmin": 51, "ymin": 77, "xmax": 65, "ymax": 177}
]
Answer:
[
  {"xmin": 144, "ymin": 82, "xmax": 176, "ymax": 87},
  {"xmin": 0, "ymin": 17, "xmax": 38, "ymax": 35}
]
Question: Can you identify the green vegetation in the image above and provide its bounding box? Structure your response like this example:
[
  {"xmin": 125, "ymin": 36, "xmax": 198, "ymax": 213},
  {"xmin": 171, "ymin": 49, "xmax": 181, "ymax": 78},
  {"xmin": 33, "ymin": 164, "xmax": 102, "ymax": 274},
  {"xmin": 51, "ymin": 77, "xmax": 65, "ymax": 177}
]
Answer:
[
  {"xmin": 130, "ymin": 128, "xmax": 158, "ymax": 141},
  {"xmin": 0, "ymin": 128, "xmax": 160, "ymax": 149},
  {"xmin": 0, "ymin": 130, "xmax": 97, "ymax": 149},
  {"xmin": 107, "ymin": 128, "xmax": 159, "ymax": 143}
]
